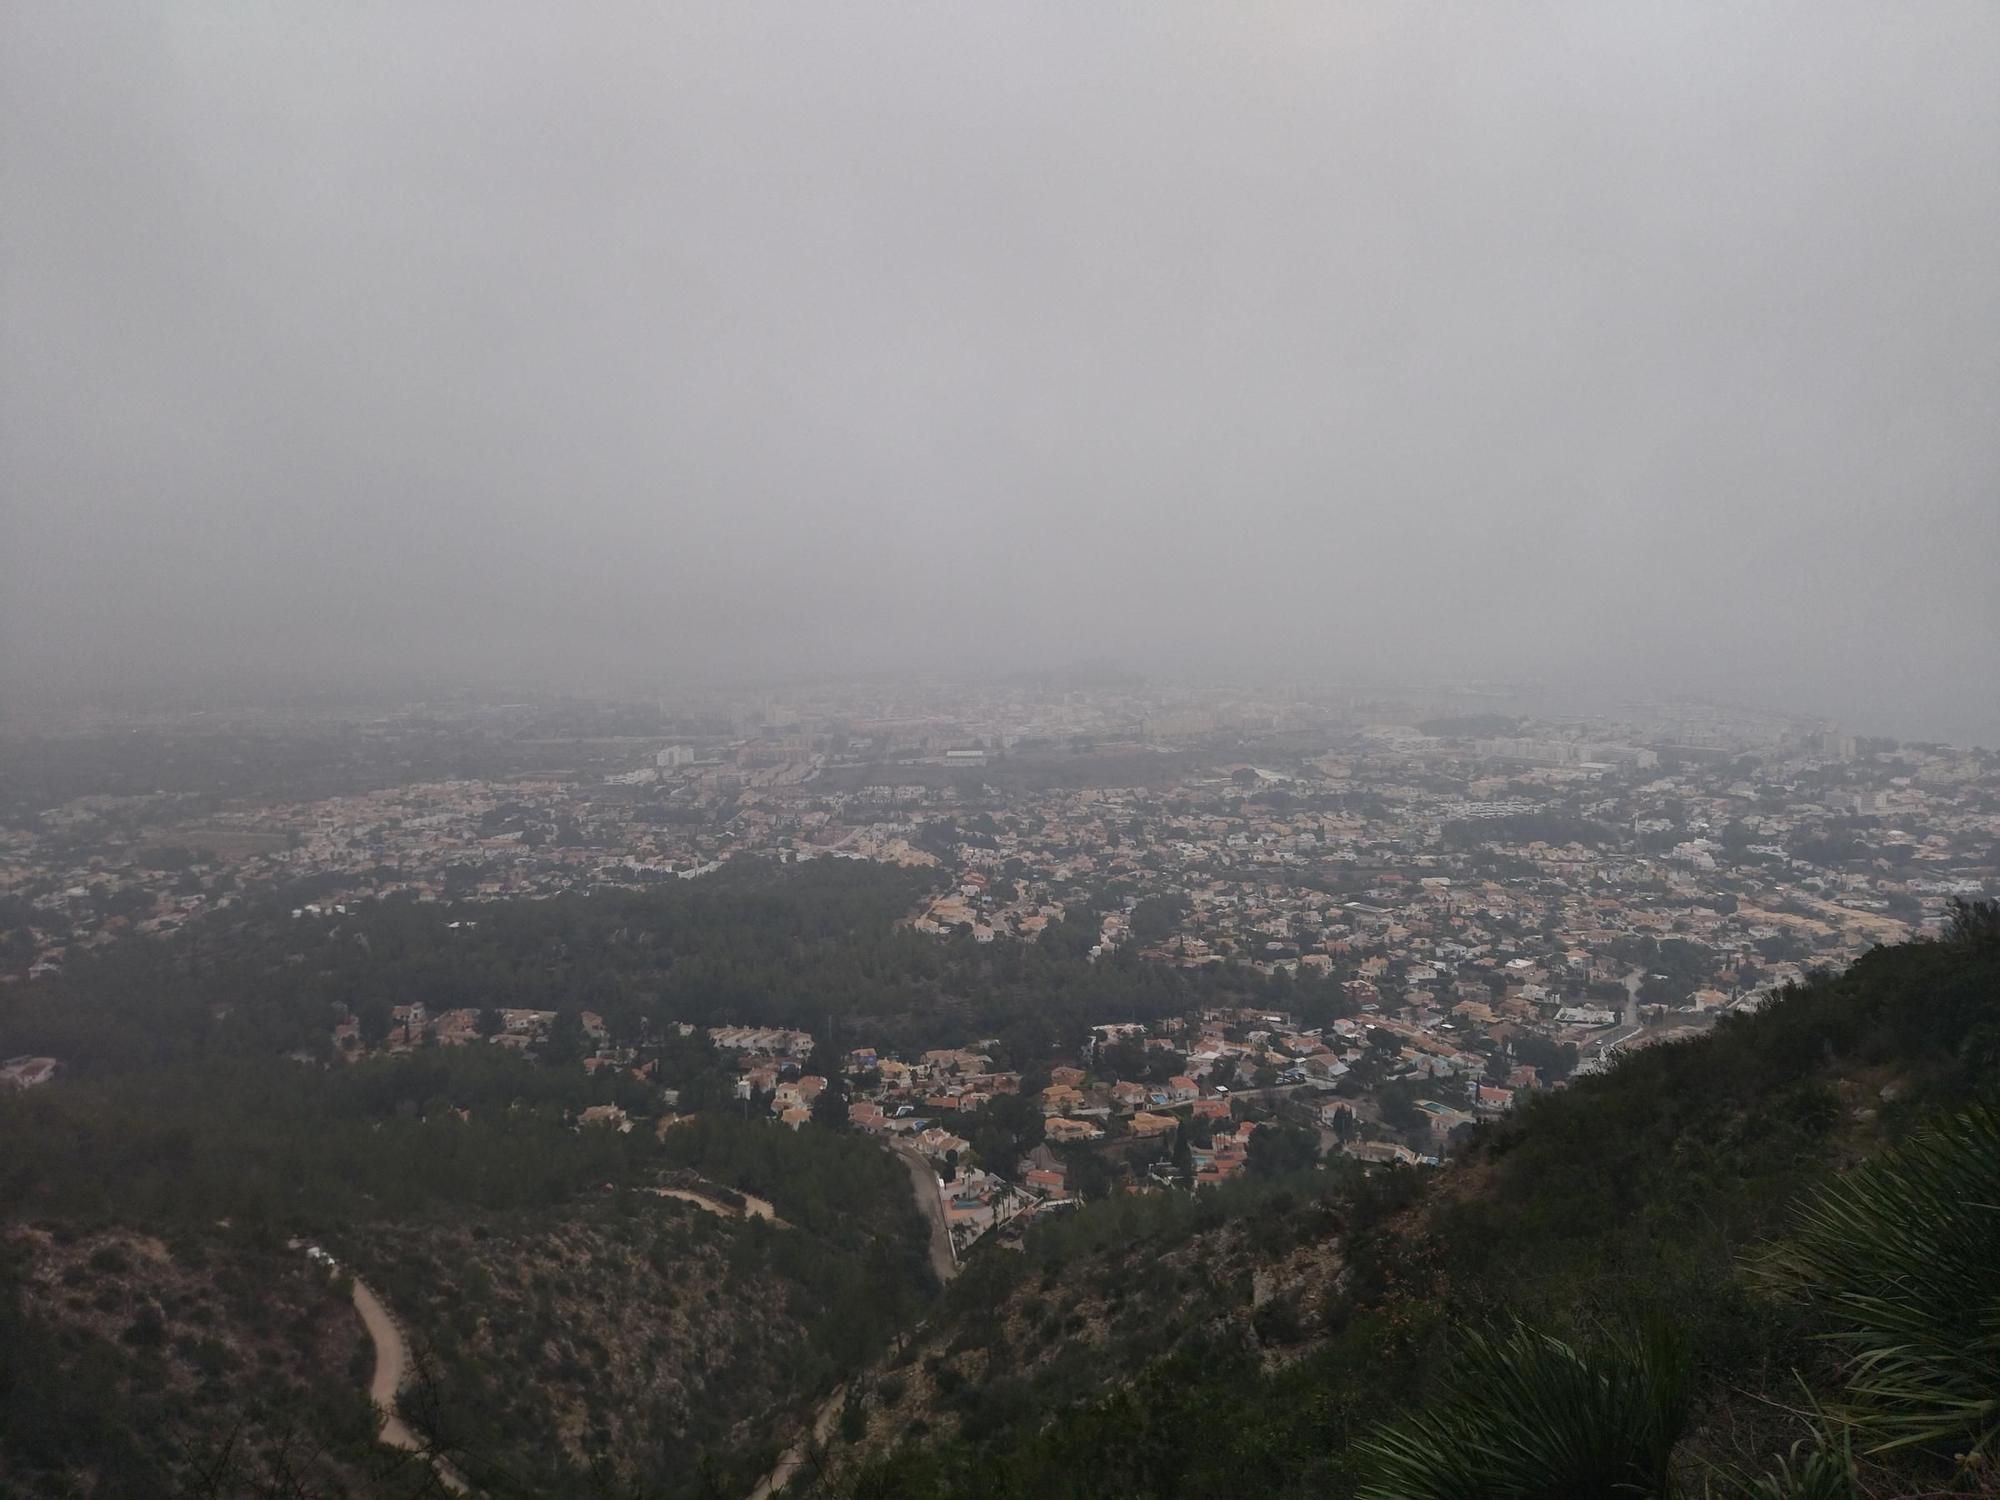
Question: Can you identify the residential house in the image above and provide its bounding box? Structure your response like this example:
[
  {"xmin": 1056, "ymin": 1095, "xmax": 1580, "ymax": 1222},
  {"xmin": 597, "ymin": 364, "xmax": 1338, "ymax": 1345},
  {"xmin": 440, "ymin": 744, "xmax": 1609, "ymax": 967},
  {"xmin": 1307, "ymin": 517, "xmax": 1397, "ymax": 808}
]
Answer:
[
  {"xmin": 1040, "ymin": 1083, "xmax": 1086, "ymax": 1116},
  {"xmin": 1044, "ymin": 1117, "xmax": 1103, "ymax": 1143}
]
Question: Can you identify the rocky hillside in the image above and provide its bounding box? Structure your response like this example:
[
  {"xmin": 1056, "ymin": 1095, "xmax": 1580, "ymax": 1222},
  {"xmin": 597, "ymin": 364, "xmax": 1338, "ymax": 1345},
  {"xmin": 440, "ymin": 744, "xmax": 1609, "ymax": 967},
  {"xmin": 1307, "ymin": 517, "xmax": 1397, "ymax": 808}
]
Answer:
[
  {"xmin": 348, "ymin": 1195, "xmax": 852, "ymax": 1498},
  {"xmin": 845, "ymin": 1182, "xmax": 1349, "ymax": 1464},
  {"xmin": 0, "ymin": 1107, "xmax": 932, "ymax": 1500},
  {"xmin": 0, "ymin": 1224, "xmax": 406, "ymax": 1498}
]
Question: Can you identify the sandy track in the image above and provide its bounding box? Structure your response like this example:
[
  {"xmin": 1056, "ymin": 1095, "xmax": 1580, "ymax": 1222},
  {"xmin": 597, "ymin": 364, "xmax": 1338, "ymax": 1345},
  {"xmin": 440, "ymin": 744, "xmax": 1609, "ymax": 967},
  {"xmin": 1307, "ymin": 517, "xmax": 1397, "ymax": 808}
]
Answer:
[
  {"xmin": 348, "ymin": 1275, "xmax": 470, "ymax": 1494},
  {"xmin": 653, "ymin": 1185, "xmax": 786, "ymax": 1224}
]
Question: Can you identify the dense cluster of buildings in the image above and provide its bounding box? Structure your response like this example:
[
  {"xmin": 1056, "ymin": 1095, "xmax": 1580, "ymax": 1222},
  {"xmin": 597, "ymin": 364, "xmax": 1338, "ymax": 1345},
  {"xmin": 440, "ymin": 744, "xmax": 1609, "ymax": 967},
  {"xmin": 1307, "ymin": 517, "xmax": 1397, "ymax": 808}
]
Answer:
[{"xmin": 4, "ymin": 685, "xmax": 1993, "ymax": 1241}]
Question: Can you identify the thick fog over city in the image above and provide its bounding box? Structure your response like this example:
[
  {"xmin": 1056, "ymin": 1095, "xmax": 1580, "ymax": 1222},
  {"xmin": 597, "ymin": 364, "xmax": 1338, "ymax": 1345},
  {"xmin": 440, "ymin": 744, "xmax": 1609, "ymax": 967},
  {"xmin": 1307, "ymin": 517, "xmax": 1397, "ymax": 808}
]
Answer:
[
  {"xmin": 9, "ymin": 12, "xmax": 2000, "ymax": 1498},
  {"xmin": 5, "ymin": 4, "xmax": 1998, "ymax": 743}
]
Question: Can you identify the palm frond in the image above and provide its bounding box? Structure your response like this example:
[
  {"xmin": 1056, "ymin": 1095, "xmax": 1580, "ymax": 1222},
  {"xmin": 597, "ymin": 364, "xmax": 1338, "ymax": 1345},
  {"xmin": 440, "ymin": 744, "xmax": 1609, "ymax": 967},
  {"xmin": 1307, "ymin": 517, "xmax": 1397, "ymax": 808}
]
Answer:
[
  {"xmin": 1759, "ymin": 1106, "xmax": 2000, "ymax": 1464},
  {"xmin": 1355, "ymin": 1320, "xmax": 1691, "ymax": 1500}
]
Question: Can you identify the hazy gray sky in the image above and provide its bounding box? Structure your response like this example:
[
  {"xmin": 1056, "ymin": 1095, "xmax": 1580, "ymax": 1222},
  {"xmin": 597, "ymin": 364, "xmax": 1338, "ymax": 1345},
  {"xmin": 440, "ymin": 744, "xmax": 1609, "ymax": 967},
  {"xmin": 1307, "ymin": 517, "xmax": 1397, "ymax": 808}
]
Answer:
[{"xmin": 5, "ymin": 3, "xmax": 1997, "ymax": 741}]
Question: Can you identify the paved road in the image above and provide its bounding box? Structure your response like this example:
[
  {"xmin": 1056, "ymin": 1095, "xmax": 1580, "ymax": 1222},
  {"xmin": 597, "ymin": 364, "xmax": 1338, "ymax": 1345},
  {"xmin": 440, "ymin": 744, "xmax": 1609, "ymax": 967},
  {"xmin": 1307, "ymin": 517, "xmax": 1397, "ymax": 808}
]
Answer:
[
  {"xmin": 889, "ymin": 1143, "xmax": 958, "ymax": 1284},
  {"xmin": 1591, "ymin": 967, "xmax": 1650, "ymax": 1060}
]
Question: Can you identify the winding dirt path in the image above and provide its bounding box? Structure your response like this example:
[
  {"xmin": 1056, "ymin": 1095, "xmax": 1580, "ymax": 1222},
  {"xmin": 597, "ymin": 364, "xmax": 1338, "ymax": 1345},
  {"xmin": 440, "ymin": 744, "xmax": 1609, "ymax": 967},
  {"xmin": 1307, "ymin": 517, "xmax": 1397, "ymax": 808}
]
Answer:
[
  {"xmin": 745, "ymin": 1383, "xmax": 845, "ymax": 1500},
  {"xmin": 349, "ymin": 1275, "xmax": 470, "ymax": 1494}
]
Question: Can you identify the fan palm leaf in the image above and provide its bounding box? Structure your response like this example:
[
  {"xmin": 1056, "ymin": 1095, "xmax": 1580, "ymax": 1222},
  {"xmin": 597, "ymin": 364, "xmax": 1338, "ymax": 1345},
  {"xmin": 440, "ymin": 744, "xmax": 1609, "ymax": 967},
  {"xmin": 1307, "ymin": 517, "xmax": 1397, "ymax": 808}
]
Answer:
[
  {"xmin": 1760, "ymin": 1107, "xmax": 2000, "ymax": 1464},
  {"xmin": 1355, "ymin": 1321, "xmax": 1691, "ymax": 1499}
]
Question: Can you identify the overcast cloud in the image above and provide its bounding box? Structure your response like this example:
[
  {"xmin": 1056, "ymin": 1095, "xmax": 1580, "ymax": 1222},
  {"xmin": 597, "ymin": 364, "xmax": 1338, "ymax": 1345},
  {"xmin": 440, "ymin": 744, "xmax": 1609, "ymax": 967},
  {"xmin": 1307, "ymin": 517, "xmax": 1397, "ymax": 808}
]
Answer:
[{"xmin": 4, "ymin": 3, "xmax": 1997, "ymax": 741}]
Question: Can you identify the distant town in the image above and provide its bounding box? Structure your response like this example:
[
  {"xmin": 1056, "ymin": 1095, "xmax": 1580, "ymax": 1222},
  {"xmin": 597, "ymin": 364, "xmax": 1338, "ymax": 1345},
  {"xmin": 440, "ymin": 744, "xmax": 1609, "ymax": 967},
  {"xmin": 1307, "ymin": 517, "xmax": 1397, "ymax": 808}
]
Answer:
[{"xmin": 4, "ymin": 680, "xmax": 1994, "ymax": 1255}]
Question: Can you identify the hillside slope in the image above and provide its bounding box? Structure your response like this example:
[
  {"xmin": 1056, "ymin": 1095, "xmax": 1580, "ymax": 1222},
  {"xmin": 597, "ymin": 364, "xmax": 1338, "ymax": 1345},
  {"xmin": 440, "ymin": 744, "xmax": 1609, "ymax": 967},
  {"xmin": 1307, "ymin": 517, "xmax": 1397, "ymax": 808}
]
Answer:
[
  {"xmin": 0, "ymin": 1225, "xmax": 407, "ymax": 1498},
  {"xmin": 823, "ymin": 910, "xmax": 1999, "ymax": 1498}
]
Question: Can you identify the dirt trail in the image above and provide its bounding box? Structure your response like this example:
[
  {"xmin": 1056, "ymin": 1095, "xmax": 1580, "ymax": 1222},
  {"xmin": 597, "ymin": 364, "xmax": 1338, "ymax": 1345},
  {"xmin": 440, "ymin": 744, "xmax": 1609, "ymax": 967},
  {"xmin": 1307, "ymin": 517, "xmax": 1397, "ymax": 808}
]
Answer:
[
  {"xmin": 652, "ymin": 1186, "xmax": 787, "ymax": 1225},
  {"xmin": 349, "ymin": 1275, "xmax": 470, "ymax": 1494},
  {"xmin": 745, "ymin": 1384, "xmax": 845, "ymax": 1500},
  {"xmin": 351, "ymin": 1279, "xmax": 414, "ymax": 1444},
  {"xmin": 738, "ymin": 1141, "xmax": 959, "ymax": 1499}
]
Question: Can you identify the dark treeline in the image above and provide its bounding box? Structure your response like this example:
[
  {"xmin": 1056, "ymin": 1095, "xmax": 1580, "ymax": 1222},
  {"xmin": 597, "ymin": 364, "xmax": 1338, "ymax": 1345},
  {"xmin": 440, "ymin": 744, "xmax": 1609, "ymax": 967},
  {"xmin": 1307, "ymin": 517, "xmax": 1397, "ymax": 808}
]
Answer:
[
  {"xmin": 0, "ymin": 1052, "xmax": 646, "ymax": 1227},
  {"xmin": 0, "ymin": 858, "xmax": 1336, "ymax": 1237},
  {"xmin": 3, "ymin": 857, "xmax": 1326, "ymax": 1076}
]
